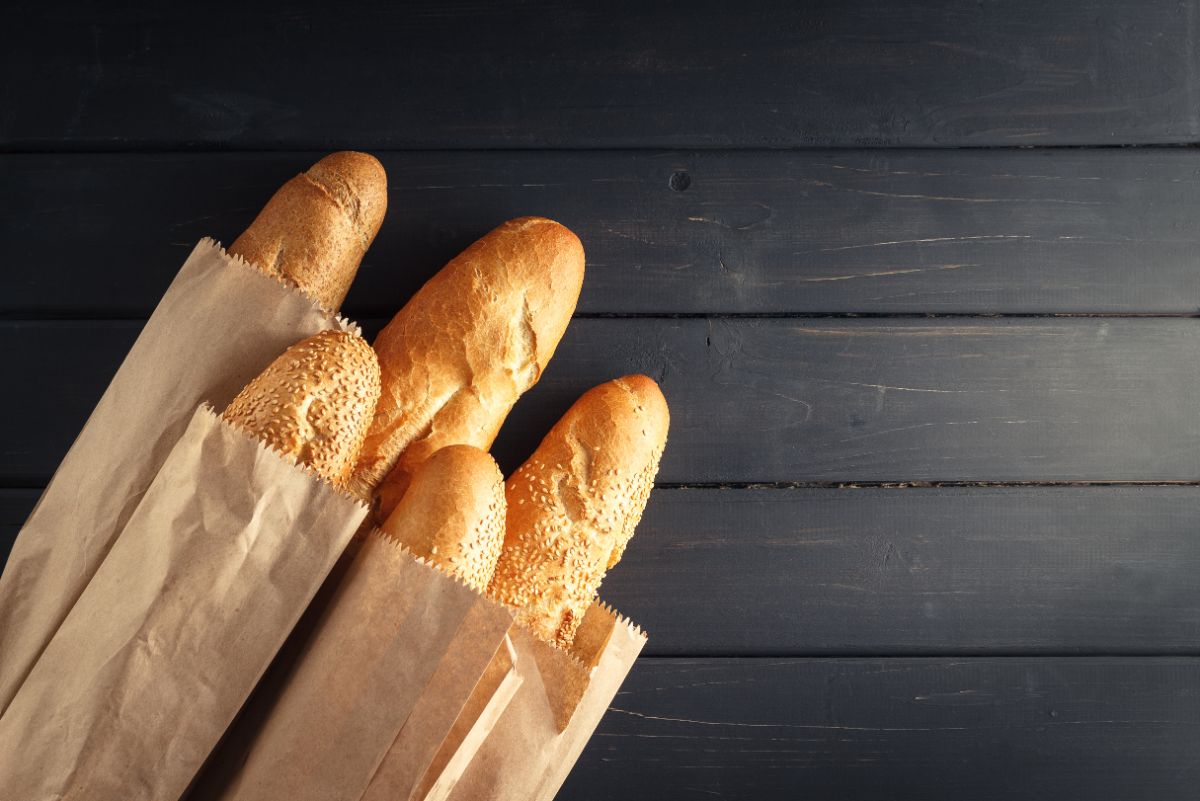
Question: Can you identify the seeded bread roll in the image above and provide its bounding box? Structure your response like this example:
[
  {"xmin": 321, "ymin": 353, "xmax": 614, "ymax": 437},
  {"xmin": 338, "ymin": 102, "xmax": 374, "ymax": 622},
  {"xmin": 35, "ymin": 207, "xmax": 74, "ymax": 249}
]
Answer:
[
  {"xmin": 351, "ymin": 216, "xmax": 585, "ymax": 518},
  {"xmin": 488, "ymin": 375, "xmax": 669, "ymax": 649},
  {"xmin": 380, "ymin": 445, "xmax": 506, "ymax": 591},
  {"xmin": 222, "ymin": 330, "xmax": 382, "ymax": 487},
  {"xmin": 229, "ymin": 151, "xmax": 387, "ymax": 311}
]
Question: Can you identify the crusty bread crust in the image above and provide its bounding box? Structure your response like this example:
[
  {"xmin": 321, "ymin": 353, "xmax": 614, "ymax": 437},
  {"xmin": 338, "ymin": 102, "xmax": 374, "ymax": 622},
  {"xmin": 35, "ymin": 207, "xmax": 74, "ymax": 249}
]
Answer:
[
  {"xmin": 229, "ymin": 151, "xmax": 387, "ymax": 311},
  {"xmin": 488, "ymin": 375, "xmax": 669, "ymax": 648},
  {"xmin": 221, "ymin": 330, "xmax": 382, "ymax": 487},
  {"xmin": 352, "ymin": 216, "xmax": 585, "ymax": 517},
  {"xmin": 380, "ymin": 445, "xmax": 506, "ymax": 591}
]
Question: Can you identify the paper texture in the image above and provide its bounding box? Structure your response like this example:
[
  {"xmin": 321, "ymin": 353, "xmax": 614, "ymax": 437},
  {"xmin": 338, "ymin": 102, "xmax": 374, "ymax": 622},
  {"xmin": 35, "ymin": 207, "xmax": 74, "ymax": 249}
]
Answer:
[
  {"xmin": 409, "ymin": 636, "xmax": 524, "ymax": 801},
  {"xmin": 0, "ymin": 236, "xmax": 649, "ymax": 800},
  {"xmin": 435, "ymin": 602, "xmax": 646, "ymax": 801},
  {"xmin": 0, "ymin": 406, "xmax": 367, "ymax": 801},
  {"xmin": 190, "ymin": 530, "xmax": 516, "ymax": 801},
  {"xmin": 0, "ymin": 239, "xmax": 354, "ymax": 713}
]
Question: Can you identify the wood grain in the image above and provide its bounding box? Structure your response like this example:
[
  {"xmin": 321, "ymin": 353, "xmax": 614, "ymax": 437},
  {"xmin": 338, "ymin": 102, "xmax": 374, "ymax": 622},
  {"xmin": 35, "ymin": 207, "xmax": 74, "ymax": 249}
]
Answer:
[
  {"xmin": 612, "ymin": 486, "xmax": 1200, "ymax": 655},
  {"xmin": 5, "ymin": 486, "xmax": 1199, "ymax": 655},
  {"xmin": 6, "ymin": 317, "xmax": 1199, "ymax": 485},
  {"xmin": 561, "ymin": 657, "xmax": 1200, "ymax": 801},
  {"xmin": 2, "ymin": 0, "xmax": 1197, "ymax": 149},
  {"xmin": 6, "ymin": 149, "xmax": 1200, "ymax": 316},
  {"xmin": 3, "ymin": 2, "xmax": 1198, "ymax": 793}
]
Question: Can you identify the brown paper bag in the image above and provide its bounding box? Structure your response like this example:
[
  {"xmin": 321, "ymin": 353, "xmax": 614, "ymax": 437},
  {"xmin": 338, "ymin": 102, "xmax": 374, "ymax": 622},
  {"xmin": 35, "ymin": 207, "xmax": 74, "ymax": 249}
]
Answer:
[
  {"xmin": 0, "ymin": 405, "xmax": 368, "ymax": 800},
  {"xmin": 200, "ymin": 588, "xmax": 645, "ymax": 801},
  {"xmin": 434, "ymin": 603, "xmax": 646, "ymax": 801},
  {"xmin": 189, "ymin": 530, "xmax": 517, "ymax": 801},
  {"xmin": 353, "ymin": 612, "xmax": 520, "ymax": 801},
  {"xmin": 400, "ymin": 636, "xmax": 524, "ymax": 801},
  {"xmin": 0, "ymin": 239, "xmax": 354, "ymax": 713}
]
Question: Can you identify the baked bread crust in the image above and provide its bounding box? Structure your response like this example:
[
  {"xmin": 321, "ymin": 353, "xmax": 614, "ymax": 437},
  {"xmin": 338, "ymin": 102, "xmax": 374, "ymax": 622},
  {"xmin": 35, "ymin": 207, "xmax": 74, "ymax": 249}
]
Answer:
[
  {"xmin": 489, "ymin": 375, "xmax": 669, "ymax": 648},
  {"xmin": 380, "ymin": 445, "xmax": 506, "ymax": 591},
  {"xmin": 222, "ymin": 330, "xmax": 382, "ymax": 487},
  {"xmin": 352, "ymin": 216, "xmax": 585, "ymax": 517},
  {"xmin": 229, "ymin": 151, "xmax": 387, "ymax": 311}
]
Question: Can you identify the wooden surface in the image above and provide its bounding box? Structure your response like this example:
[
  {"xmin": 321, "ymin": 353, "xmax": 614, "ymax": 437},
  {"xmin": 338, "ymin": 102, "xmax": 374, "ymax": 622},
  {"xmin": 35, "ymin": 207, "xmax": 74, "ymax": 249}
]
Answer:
[
  {"xmin": 5, "ymin": 485, "xmax": 1200, "ymax": 656},
  {"xmin": 2, "ymin": 2, "xmax": 1198, "ymax": 799},
  {"xmin": 563, "ymin": 658, "xmax": 1200, "ymax": 801},
  {"xmin": 7, "ymin": 317, "xmax": 1200, "ymax": 484},
  {"xmin": 2, "ymin": 0, "xmax": 1198, "ymax": 149},
  {"xmin": 9, "ymin": 149, "xmax": 1200, "ymax": 316}
]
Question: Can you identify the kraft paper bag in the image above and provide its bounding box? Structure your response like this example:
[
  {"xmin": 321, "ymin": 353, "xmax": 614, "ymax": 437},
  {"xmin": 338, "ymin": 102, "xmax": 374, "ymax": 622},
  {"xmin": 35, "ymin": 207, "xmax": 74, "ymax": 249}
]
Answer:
[
  {"xmin": 403, "ymin": 636, "xmax": 523, "ymax": 801},
  {"xmin": 0, "ymin": 405, "xmax": 368, "ymax": 801},
  {"xmin": 188, "ymin": 530, "xmax": 517, "ymax": 801},
  {"xmin": 194, "ymin": 585, "xmax": 644, "ymax": 801},
  {"xmin": 0, "ymin": 239, "xmax": 355, "ymax": 713},
  {"xmin": 433, "ymin": 602, "xmax": 646, "ymax": 801}
]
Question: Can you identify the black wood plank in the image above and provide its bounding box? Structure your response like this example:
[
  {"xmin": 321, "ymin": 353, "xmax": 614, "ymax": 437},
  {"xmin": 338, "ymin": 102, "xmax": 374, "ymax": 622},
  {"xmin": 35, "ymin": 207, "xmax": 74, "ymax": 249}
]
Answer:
[
  {"xmin": 5, "ymin": 486, "xmax": 1199, "ymax": 655},
  {"xmin": 612, "ymin": 486, "xmax": 1200, "ymax": 656},
  {"xmin": 5, "ymin": 318, "xmax": 1200, "ymax": 485},
  {"xmin": 7, "ymin": 150, "xmax": 1200, "ymax": 316},
  {"xmin": 0, "ymin": 489, "xmax": 36, "ymax": 570},
  {"xmin": 561, "ymin": 657, "xmax": 1200, "ymax": 801},
  {"xmin": 2, "ymin": 1, "xmax": 1196, "ymax": 149}
]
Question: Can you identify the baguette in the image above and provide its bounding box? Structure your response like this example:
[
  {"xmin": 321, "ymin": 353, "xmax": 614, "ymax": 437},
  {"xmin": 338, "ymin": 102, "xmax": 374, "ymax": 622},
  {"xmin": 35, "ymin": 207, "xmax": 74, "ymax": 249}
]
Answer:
[
  {"xmin": 229, "ymin": 151, "xmax": 387, "ymax": 311},
  {"xmin": 380, "ymin": 445, "xmax": 505, "ymax": 591},
  {"xmin": 488, "ymin": 375, "xmax": 669, "ymax": 648},
  {"xmin": 222, "ymin": 330, "xmax": 382, "ymax": 487},
  {"xmin": 351, "ymin": 216, "xmax": 585, "ymax": 517}
]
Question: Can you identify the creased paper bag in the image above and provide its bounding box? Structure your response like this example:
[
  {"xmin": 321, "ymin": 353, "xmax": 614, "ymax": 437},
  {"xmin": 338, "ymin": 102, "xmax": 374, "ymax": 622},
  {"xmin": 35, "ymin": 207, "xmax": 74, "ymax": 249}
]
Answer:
[
  {"xmin": 434, "ymin": 602, "xmax": 646, "ymax": 801},
  {"xmin": 0, "ymin": 239, "xmax": 354, "ymax": 713},
  {"xmin": 403, "ymin": 636, "xmax": 524, "ymax": 801},
  {"xmin": 188, "ymin": 530, "xmax": 516, "ymax": 801},
  {"xmin": 0, "ymin": 405, "xmax": 367, "ymax": 801}
]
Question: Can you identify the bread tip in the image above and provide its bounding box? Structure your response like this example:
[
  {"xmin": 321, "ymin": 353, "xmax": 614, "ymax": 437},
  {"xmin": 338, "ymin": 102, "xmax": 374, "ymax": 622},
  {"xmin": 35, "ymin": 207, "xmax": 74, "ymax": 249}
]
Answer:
[
  {"xmin": 615, "ymin": 373, "xmax": 663, "ymax": 399},
  {"xmin": 308, "ymin": 151, "xmax": 386, "ymax": 182},
  {"xmin": 613, "ymin": 374, "xmax": 670, "ymax": 425},
  {"xmin": 305, "ymin": 151, "xmax": 388, "ymax": 231},
  {"xmin": 503, "ymin": 216, "xmax": 585, "ymax": 263},
  {"xmin": 424, "ymin": 444, "xmax": 504, "ymax": 485},
  {"xmin": 221, "ymin": 329, "xmax": 382, "ymax": 487}
]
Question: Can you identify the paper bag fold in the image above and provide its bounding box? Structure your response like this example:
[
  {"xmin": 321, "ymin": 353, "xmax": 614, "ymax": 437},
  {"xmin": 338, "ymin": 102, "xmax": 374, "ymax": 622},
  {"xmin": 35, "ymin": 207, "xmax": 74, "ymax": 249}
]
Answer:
[
  {"xmin": 0, "ymin": 239, "xmax": 354, "ymax": 713},
  {"xmin": 407, "ymin": 636, "xmax": 524, "ymax": 801},
  {"xmin": 435, "ymin": 602, "xmax": 646, "ymax": 801},
  {"xmin": 0, "ymin": 406, "xmax": 367, "ymax": 801},
  {"xmin": 190, "ymin": 530, "xmax": 516, "ymax": 801}
]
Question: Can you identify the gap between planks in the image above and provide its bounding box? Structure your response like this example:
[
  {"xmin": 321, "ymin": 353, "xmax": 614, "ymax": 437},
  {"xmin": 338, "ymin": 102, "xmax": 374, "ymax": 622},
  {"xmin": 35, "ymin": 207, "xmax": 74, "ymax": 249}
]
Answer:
[
  {"xmin": 656, "ymin": 480, "xmax": 1200, "ymax": 489},
  {"xmin": 2, "ymin": 144, "xmax": 1199, "ymax": 155},
  {"xmin": 5, "ymin": 312, "xmax": 1200, "ymax": 322}
]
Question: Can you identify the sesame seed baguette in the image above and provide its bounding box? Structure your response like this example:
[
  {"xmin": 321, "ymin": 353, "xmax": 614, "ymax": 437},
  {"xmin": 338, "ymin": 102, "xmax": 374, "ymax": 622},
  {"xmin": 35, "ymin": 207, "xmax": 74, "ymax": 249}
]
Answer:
[
  {"xmin": 380, "ymin": 445, "xmax": 506, "ymax": 591},
  {"xmin": 351, "ymin": 216, "xmax": 585, "ymax": 518},
  {"xmin": 229, "ymin": 151, "xmax": 388, "ymax": 312},
  {"xmin": 489, "ymin": 375, "xmax": 669, "ymax": 649},
  {"xmin": 222, "ymin": 330, "xmax": 382, "ymax": 488}
]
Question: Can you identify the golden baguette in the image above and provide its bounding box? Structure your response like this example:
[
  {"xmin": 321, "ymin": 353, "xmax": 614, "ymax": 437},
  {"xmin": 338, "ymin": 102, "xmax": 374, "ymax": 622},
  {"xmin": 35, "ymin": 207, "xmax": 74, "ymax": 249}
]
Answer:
[
  {"xmin": 489, "ymin": 375, "xmax": 669, "ymax": 648},
  {"xmin": 222, "ymin": 330, "xmax": 381, "ymax": 487},
  {"xmin": 352, "ymin": 216, "xmax": 585, "ymax": 517},
  {"xmin": 229, "ymin": 151, "xmax": 387, "ymax": 311},
  {"xmin": 380, "ymin": 445, "xmax": 506, "ymax": 591}
]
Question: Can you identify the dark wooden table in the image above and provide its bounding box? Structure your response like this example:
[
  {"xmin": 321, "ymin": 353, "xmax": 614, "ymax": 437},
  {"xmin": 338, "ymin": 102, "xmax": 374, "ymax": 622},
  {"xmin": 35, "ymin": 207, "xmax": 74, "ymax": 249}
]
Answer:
[{"xmin": 3, "ymin": 2, "xmax": 1199, "ymax": 798}]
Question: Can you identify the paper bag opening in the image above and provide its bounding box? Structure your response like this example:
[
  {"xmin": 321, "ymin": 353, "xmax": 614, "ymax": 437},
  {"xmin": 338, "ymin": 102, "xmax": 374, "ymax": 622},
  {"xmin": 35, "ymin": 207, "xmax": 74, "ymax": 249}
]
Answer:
[
  {"xmin": 423, "ymin": 601, "xmax": 646, "ymax": 801},
  {"xmin": 0, "ymin": 239, "xmax": 359, "ymax": 715},
  {"xmin": 0, "ymin": 405, "xmax": 367, "ymax": 801},
  {"xmin": 190, "ymin": 528, "xmax": 518, "ymax": 801}
]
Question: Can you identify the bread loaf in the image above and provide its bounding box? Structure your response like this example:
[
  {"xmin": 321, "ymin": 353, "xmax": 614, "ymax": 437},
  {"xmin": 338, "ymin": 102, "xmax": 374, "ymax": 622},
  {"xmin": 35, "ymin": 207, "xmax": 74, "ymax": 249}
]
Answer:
[
  {"xmin": 380, "ymin": 445, "xmax": 505, "ymax": 591},
  {"xmin": 222, "ymin": 330, "xmax": 382, "ymax": 487},
  {"xmin": 229, "ymin": 152, "xmax": 387, "ymax": 311},
  {"xmin": 488, "ymin": 375, "xmax": 669, "ymax": 648},
  {"xmin": 351, "ymin": 216, "xmax": 585, "ymax": 517}
]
